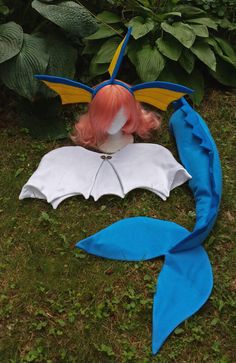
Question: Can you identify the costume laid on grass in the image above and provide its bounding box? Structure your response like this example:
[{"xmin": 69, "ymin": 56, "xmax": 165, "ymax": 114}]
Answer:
[
  {"xmin": 77, "ymin": 98, "xmax": 222, "ymax": 354},
  {"xmin": 19, "ymin": 143, "xmax": 191, "ymax": 208},
  {"xmin": 20, "ymin": 27, "xmax": 193, "ymax": 210},
  {"xmin": 19, "ymin": 28, "xmax": 222, "ymax": 354}
]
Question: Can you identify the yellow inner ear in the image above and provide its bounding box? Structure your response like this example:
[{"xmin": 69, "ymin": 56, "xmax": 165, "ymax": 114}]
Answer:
[
  {"xmin": 133, "ymin": 88, "xmax": 186, "ymax": 111},
  {"xmin": 108, "ymin": 37, "xmax": 125, "ymax": 78},
  {"xmin": 43, "ymin": 81, "xmax": 92, "ymax": 104}
]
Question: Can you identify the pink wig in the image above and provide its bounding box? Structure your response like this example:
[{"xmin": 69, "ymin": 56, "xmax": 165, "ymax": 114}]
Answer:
[{"xmin": 71, "ymin": 83, "xmax": 161, "ymax": 149}]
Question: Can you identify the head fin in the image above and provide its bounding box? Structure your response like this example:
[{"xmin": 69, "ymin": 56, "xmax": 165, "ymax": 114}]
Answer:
[
  {"xmin": 35, "ymin": 75, "xmax": 94, "ymax": 104},
  {"xmin": 131, "ymin": 82, "xmax": 194, "ymax": 111},
  {"xmin": 108, "ymin": 27, "xmax": 132, "ymax": 82}
]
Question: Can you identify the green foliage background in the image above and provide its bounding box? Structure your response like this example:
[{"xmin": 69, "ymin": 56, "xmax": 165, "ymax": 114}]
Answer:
[{"xmin": 0, "ymin": 0, "xmax": 235, "ymax": 138}]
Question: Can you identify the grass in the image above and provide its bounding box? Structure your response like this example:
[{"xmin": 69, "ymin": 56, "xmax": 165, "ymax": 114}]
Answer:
[{"xmin": 0, "ymin": 89, "xmax": 235, "ymax": 363}]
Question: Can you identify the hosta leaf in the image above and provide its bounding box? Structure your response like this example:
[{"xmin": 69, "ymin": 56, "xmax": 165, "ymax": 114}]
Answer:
[
  {"xmin": 38, "ymin": 34, "xmax": 77, "ymax": 97},
  {"xmin": 0, "ymin": 34, "xmax": 49, "ymax": 100},
  {"xmin": 89, "ymin": 60, "xmax": 108, "ymax": 78},
  {"xmin": 179, "ymin": 48, "xmax": 195, "ymax": 74},
  {"xmin": 161, "ymin": 22, "xmax": 195, "ymax": 48},
  {"xmin": 190, "ymin": 41, "xmax": 216, "ymax": 71},
  {"xmin": 214, "ymin": 37, "xmax": 236, "ymax": 60},
  {"xmin": 32, "ymin": 0, "xmax": 98, "ymax": 37},
  {"xmin": 124, "ymin": 0, "xmax": 154, "ymax": 14},
  {"xmin": 189, "ymin": 17, "xmax": 218, "ymax": 30},
  {"xmin": 159, "ymin": 63, "xmax": 204, "ymax": 104},
  {"xmin": 85, "ymin": 24, "xmax": 121, "ymax": 40},
  {"xmin": 159, "ymin": 12, "xmax": 182, "ymax": 20},
  {"xmin": 127, "ymin": 39, "xmax": 142, "ymax": 66},
  {"xmin": 0, "ymin": 22, "xmax": 23, "ymax": 63},
  {"xmin": 156, "ymin": 36, "xmax": 182, "ymax": 61},
  {"xmin": 216, "ymin": 18, "xmax": 236, "ymax": 31},
  {"xmin": 158, "ymin": 63, "xmax": 178, "ymax": 84},
  {"xmin": 45, "ymin": 35, "xmax": 77, "ymax": 76},
  {"xmin": 173, "ymin": 5, "xmax": 206, "ymax": 18},
  {"xmin": 93, "ymin": 37, "xmax": 120, "ymax": 64},
  {"xmin": 96, "ymin": 11, "xmax": 121, "ymax": 24},
  {"xmin": 204, "ymin": 38, "xmax": 236, "ymax": 67},
  {"xmin": 188, "ymin": 24, "xmax": 209, "ymax": 37},
  {"xmin": 134, "ymin": 0, "xmax": 150, "ymax": 6},
  {"xmin": 82, "ymin": 40, "xmax": 104, "ymax": 55},
  {"xmin": 209, "ymin": 57, "xmax": 236, "ymax": 87},
  {"xmin": 204, "ymin": 37, "xmax": 222, "ymax": 53},
  {"xmin": 128, "ymin": 16, "xmax": 155, "ymax": 39},
  {"xmin": 136, "ymin": 44, "xmax": 165, "ymax": 82}
]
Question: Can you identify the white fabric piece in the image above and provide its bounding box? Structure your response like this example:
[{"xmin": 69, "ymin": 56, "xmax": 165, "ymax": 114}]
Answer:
[{"xmin": 19, "ymin": 143, "xmax": 192, "ymax": 209}]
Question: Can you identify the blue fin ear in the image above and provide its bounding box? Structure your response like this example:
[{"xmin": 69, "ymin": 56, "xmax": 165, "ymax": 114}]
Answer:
[
  {"xmin": 131, "ymin": 82, "xmax": 193, "ymax": 111},
  {"xmin": 152, "ymin": 246, "xmax": 213, "ymax": 354},
  {"xmin": 35, "ymin": 75, "xmax": 94, "ymax": 104},
  {"xmin": 108, "ymin": 27, "xmax": 132, "ymax": 81}
]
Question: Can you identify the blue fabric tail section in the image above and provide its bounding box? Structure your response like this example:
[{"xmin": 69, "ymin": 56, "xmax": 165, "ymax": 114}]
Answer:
[
  {"xmin": 169, "ymin": 98, "xmax": 222, "ymax": 252},
  {"xmin": 77, "ymin": 217, "xmax": 189, "ymax": 261},
  {"xmin": 152, "ymin": 246, "xmax": 213, "ymax": 354}
]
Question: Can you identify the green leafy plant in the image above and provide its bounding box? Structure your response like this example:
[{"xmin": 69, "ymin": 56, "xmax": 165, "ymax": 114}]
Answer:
[
  {"xmin": 0, "ymin": 0, "xmax": 98, "ymax": 138},
  {"xmin": 0, "ymin": 1, "xmax": 98, "ymax": 99},
  {"xmin": 182, "ymin": 0, "xmax": 235, "ymax": 22},
  {"xmin": 84, "ymin": 0, "xmax": 236, "ymax": 104},
  {"xmin": 0, "ymin": 0, "xmax": 235, "ymax": 140}
]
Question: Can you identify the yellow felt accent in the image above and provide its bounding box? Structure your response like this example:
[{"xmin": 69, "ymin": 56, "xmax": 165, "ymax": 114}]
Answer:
[
  {"xmin": 108, "ymin": 36, "xmax": 125, "ymax": 77},
  {"xmin": 43, "ymin": 81, "xmax": 92, "ymax": 104},
  {"xmin": 133, "ymin": 88, "xmax": 186, "ymax": 110}
]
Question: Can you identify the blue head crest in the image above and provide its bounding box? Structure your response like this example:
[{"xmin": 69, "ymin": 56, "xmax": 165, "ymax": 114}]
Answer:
[{"xmin": 35, "ymin": 28, "xmax": 193, "ymax": 111}]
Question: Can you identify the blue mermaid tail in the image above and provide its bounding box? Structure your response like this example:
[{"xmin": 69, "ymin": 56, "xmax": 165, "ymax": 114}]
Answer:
[
  {"xmin": 152, "ymin": 247, "xmax": 213, "ymax": 354},
  {"xmin": 76, "ymin": 98, "xmax": 222, "ymax": 354}
]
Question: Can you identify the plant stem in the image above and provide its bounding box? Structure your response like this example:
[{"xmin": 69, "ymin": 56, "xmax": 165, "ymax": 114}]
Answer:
[{"xmin": 74, "ymin": 0, "xmax": 123, "ymax": 37}]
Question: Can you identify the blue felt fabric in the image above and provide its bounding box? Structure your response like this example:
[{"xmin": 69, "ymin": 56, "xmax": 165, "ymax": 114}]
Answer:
[
  {"xmin": 79, "ymin": 217, "xmax": 189, "ymax": 261},
  {"xmin": 152, "ymin": 246, "xmax": 213, "ymax": 354},
  {"xmin": 76, "ymin": 98, "xmax": 222, "ymax": 354},
  {"xmin": 170, "ymin": 99, "xmax": 222, "ymax": 252}
]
